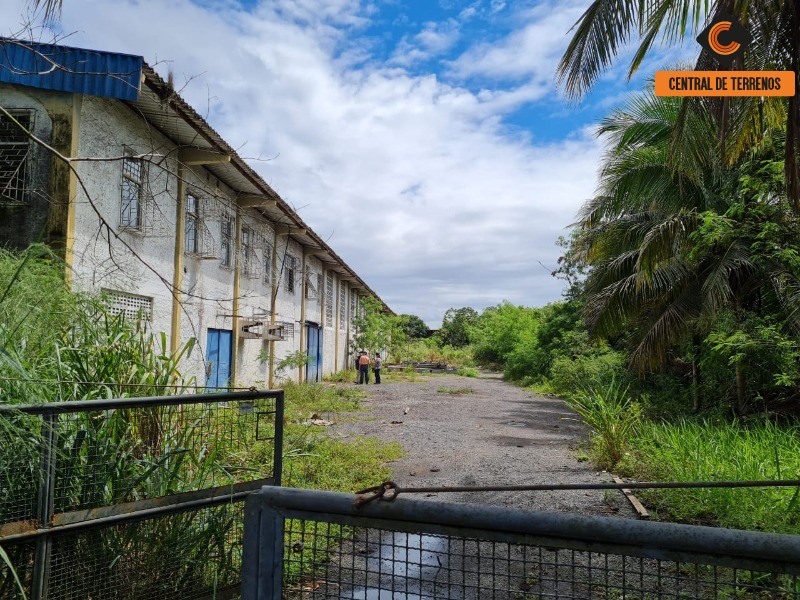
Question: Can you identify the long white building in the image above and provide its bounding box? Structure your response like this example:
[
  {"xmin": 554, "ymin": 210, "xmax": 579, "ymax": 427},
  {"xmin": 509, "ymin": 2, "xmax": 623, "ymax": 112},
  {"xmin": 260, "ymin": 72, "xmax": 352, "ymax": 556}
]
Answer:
[{"xmin": 0, "ymin": 38, "xmax": 390, "ymax": 387}]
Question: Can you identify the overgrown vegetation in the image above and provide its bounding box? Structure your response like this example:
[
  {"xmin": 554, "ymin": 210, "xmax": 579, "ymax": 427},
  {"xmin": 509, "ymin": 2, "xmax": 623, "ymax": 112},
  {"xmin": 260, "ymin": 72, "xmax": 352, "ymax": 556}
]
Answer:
[
  {"xmin": 266, "ymin": 382, "xmax": 403, "ymax": 492},
  {"xmin": 565, "ymin": 380, "xmax": 641, "ymax": 470},
  {"xmin": 0, "ymin": 248, "xmax": 403, "ymax": 595},
  {"xmin": 0, "ymin": 248, "xmax": 250, "ymax": 596},
  {"xmin": 623, "ymin": 419, "xmax": 800, "ymax": 534}
]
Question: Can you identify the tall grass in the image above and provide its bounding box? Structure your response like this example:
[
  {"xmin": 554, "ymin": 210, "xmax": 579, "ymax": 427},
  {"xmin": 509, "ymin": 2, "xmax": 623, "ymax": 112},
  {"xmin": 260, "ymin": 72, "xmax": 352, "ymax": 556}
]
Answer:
[
  {"xmin": 626, "ymin": 419, "xmax": 800, "ymax": 533},
  {"xmin": 0, "ymin": 248, "xmax": 250, "ymax": 597},
  {"xmin": 565, "ymin": 379, "xmax": 641, "ymax": 470}
]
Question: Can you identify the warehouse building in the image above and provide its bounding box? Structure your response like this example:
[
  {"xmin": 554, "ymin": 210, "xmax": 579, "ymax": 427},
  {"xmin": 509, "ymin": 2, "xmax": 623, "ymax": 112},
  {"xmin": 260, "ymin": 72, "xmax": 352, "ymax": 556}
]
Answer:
[{"xmin": 0, "ymin": 38, "xmax": 390, "ymax": 387}]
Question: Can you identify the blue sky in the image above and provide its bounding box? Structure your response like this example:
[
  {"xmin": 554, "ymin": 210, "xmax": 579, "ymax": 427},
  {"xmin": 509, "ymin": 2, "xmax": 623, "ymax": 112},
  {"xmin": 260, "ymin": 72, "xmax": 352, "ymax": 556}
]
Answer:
[{"xmin": 3, "ymin": 0, "xmax": 697, "ymax": 326}]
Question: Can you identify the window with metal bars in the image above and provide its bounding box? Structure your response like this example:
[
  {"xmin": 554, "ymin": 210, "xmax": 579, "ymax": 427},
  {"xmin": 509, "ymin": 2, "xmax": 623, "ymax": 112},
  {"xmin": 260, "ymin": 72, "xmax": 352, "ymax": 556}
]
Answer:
[
  {"xmin": 241, "ymin": 227, "xmax": 253, "ymax": 276},
  {"xmin": 185, "ymin": 193, "xmax": 200, "ymax": 253},
  {"xmin": 285, "ymin": 254, "xmax": 297, "ymax": 294},
  {"xmin": 305, "ymin": 269, "xmax": 321, "ymax": 300},
  {"xmin": 339, "ymin": 285, "xmax": 346, "ymax": 330},
  {"xmin": 220, "ymin": 216, "xmax": 233, "ymax": 267},
  {"xmin": 120, "ymin": 155, "xmax": 143, "ymax": 228},
  {"xmin": 0, "ymin": 111, "xmax": 32, "ymax": 205},
  {"xmin": 350, "ymin": 289, "xmax": 358, "ymax": 324},
  {"xmin": 325, "ymin": 273, "xmax": 334, "ymax": 325}
]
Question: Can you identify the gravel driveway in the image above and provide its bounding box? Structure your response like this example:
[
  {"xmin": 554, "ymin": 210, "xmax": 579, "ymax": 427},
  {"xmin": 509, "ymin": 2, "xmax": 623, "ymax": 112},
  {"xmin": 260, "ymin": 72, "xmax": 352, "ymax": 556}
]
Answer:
[{"xmin": 332, "ymin": 372, "xmax": 635, "ymax": 518}]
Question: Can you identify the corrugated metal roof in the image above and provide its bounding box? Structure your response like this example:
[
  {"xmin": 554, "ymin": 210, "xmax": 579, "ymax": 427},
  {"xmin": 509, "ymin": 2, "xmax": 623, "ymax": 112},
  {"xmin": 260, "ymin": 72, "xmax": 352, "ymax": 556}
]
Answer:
[
  {"xmin": 134, "ymin": 66, "xmax": 393, "ymax": 314},
  {"xmin": 0, "ymin": 38, "xmax": 142, "ymax": 101}
]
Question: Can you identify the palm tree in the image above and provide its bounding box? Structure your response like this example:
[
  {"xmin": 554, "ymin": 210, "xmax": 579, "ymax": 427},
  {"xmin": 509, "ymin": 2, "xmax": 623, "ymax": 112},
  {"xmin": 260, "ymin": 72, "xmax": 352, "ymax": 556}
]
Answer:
[
  {"xmin": 579, "ymin": 90, "xmax": 719, "ymax": 377},
  {"xmin": 557, "ymin": 1, "xmax": 800, "ymax": 210},
  {"xmin": 579, "ymin": 88, "xmax": 800, "ymax": 412}
]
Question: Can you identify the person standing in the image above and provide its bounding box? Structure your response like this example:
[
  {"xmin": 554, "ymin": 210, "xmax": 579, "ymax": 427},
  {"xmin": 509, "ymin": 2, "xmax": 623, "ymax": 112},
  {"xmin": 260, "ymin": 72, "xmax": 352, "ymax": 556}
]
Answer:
[
  {"xmin": 358, "ymin": 351, "xmax": 371, "ymax": 384},
  {"xmin": 373, "ymin": 352, "xmax": 382, "ymax": 384}
]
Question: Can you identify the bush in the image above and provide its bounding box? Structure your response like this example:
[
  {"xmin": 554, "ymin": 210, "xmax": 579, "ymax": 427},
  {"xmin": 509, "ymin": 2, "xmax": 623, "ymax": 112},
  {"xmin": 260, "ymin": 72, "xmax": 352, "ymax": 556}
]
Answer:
[
  {"xmin": 566, "ymin": 379, "xmax": 641, "ymax": 470},
  {"xmin": 391, "ymin": 338, "xmax": 474, "ymax": 368},
  {"xmin": 457, "ymin": 367, "xmax": 479, "ymax": 378},
  {"xmin": 549, "ymin": 350, "xmax": 627, "ymax": 398}
]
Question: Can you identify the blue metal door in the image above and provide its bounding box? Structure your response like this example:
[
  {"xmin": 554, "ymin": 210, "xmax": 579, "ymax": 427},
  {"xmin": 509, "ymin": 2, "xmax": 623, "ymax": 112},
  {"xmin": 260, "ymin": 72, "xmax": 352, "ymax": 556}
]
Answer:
[
  {"xmin": 206, "ymin": 328, "xmax": 232, "ymax": 389},
  {"xmin": 305, "ymin": 323, "xmax": 323, "ymax": 382}
]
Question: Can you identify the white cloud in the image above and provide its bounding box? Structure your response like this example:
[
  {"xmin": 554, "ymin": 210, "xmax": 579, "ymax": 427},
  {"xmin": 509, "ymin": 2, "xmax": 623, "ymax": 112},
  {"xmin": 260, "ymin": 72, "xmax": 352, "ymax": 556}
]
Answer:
[
  {"xmin": 1, "ymin": 0, "xmax": 604, "ymax": 326},
  {"xmin": 448, "ymin": 0, "xmax": 587, "ymax": 84},
  {"xmin": 390, "ymin": 18, "xmax": 461, "ymax": 67}
]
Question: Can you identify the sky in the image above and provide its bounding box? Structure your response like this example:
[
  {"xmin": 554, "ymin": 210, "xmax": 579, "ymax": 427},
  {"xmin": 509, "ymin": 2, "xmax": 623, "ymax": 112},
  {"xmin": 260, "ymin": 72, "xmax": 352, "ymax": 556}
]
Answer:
[{"xmin": 3, "ymin": 0, "xmax": 694, "ymax": 326}]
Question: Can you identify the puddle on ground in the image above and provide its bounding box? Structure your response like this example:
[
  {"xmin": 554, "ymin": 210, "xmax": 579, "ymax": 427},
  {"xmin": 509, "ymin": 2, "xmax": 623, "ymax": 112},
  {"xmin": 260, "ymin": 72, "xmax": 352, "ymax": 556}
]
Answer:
[{"xmin": 338, "ymin": 532, "xmax": 451, "ymax": 599}]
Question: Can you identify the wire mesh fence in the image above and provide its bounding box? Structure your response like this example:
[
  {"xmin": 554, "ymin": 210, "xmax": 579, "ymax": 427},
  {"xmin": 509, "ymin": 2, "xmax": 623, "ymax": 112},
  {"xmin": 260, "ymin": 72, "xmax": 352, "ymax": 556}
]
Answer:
[
  {"xmin": 0, "ymin": 389, "xmax": 283, "ymax": 599},
  {"xmin": 242, "ymin": 487, "xmax": 800, "ymax": 600},
  {"xmin": 2, "ymin": 500, "xmax": 245, "ymax": 599}
]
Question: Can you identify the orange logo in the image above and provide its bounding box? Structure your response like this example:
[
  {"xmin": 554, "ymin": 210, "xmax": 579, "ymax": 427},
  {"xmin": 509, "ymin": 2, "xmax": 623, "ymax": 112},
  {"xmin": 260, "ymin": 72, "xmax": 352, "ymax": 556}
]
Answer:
[
  {"xmin": 696, "ymin": 12, "xmax": 751, "ymax": 67},
  {"xmin": 707, "ymin": 21, "xmax": 739, "ymax": 56}
]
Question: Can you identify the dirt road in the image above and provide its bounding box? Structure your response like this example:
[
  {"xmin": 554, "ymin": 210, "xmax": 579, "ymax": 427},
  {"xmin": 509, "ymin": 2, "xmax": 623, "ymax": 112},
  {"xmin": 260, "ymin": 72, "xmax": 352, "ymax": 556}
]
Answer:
[{"xmin": 333, "ymin": 373, "xmax": 635, "ymax": 518}]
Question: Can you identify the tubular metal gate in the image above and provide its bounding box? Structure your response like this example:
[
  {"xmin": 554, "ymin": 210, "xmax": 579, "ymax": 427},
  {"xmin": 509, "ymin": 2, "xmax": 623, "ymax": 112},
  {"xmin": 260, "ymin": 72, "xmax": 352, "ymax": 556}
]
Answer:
[
  {"xmin": 242, "ymin": 487, "xmax": 800, "ymax": 599},
  {"xmin": 0, "ymin": 389, "xmax": 284, "ymax": 599}
]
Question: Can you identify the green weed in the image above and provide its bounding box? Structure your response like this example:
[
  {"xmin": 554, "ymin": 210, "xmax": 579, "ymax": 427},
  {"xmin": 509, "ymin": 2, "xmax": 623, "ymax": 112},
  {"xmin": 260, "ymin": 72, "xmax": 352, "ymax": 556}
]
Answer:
[
  {"xmin": 436, "ymin": 386, "xmax": 475, "ymax": 395},
  {"xmin": 566, "ymin": 379, "xmax": 641, "ymax": 470},
  {"xmin": 456, "ymin": 367, "xmax": 479, "ymax": 378},
  {"xmin": 627, "ymin": 419, "xmax": 800, "ymax": 534}
]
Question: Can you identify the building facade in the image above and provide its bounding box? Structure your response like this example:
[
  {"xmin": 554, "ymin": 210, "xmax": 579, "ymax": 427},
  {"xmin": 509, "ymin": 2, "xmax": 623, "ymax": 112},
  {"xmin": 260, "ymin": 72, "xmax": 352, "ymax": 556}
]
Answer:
[{"xmin": 0, "ymin": 38, "xmax": 389, "ymax": 387}]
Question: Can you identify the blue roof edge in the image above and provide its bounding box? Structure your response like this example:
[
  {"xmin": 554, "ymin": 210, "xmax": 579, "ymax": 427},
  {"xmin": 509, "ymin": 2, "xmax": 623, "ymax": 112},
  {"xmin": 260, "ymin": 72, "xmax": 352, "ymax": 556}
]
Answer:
[{"xmin": 0, "ymin": 37, "xmax": 143, "ymax": 101}]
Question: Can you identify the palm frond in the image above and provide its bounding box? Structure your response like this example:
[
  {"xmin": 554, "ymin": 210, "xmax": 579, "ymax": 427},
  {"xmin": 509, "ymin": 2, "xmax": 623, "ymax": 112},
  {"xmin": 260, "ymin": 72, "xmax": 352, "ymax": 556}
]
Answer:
[{"xmin": 557, "ymin": 0, "xmax": 643, "ymax": 99}]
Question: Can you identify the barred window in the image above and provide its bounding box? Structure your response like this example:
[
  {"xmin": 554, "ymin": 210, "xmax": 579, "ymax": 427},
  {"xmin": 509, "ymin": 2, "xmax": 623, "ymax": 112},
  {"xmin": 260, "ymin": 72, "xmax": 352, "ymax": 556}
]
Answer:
[
  {"xmin": 220, "ymin": 216, "xmax": 233, "ymax": 267},
  {"xmin": 120, "ymin": 156, "xmax": 143, "ymax": 228},
  {"xmin": 0, "ymin": 111, "xmax": 32, "ymax": 205},
  {"xmin": 305, "ymin": 270, "xmax": 322, "ymax": 300},
  {"xmin": 325, "ymin": 272, "xmax": 334, "ymax": 325},
  {"xmin": 350, "ymin": 289, "xmax": 358, "ymax": 324},
  {"xmin": 285, "ymin": 254, "xmax": 297, "ymax": 294},
  {"xmin": 242, "ymin": 227, "xmax": 252, "ymax": 275},
  {"xmin": 339, "ymin": 285, "xmax": 346, "ymax": 330},
  {"xmin": 185, "ymin": 193, "xmax": 199, "ymax": 253}
]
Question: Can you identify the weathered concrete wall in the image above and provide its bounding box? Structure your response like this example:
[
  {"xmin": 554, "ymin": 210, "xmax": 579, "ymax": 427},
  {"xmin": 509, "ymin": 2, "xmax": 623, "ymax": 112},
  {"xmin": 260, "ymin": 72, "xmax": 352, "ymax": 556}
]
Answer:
[{"xmin": 1, "ymin": 85, "xmax": 365, "ymax": 386}]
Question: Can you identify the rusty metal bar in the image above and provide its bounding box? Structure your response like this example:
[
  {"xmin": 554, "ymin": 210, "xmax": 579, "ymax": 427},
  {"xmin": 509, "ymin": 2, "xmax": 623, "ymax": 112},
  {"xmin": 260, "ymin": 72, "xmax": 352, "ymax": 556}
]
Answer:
[
  {"xmin": 0, "ymin": 388, "xmax": 281, "ymax": 414},
  {"xmin": 245, "ymin": 487, "xmax": 800, "ymax": 580},
  {"xmin": 1, "ymin": 389, "xmax": 285, "ymax": 598},
  {"xmin": 0, "ymin": 489, "xmax": 256, "ymax": 544},
  {"xmin": 0, "ymin": 478, "xmax": 273, "ymax": 538}
]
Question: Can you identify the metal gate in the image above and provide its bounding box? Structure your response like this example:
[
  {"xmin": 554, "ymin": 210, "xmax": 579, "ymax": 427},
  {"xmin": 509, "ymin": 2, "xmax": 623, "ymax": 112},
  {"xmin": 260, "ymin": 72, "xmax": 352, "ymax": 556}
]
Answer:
[
  {"xmin": 242, "ymin": 487, "xmax": 800, "ymax": 599},
  {"xmin": 0, "ymin": 389, "xmax": 284, "ymax": 599}
]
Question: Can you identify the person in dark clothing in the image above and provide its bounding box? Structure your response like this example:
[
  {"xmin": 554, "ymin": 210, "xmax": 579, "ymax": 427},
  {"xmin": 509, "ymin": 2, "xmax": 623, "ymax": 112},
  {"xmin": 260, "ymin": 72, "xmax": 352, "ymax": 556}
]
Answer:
[{"xmin": 373, "ymin": 352, "xmax": 382, "ymax": 384}]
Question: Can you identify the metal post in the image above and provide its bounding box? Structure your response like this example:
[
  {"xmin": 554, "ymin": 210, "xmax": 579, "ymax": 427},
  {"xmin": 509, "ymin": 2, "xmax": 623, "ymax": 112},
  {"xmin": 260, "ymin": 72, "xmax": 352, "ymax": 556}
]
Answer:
[
  {"xmin": 32, "ymin": 412, "xmax": 58, "ymax": 600},
  {"xmin": 272, "ymin": 391, "xmax": 284, "ymax": 487},
  {"xmin": 241, "ymin": 493, "xmax": 284, "ymax": 600}
]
